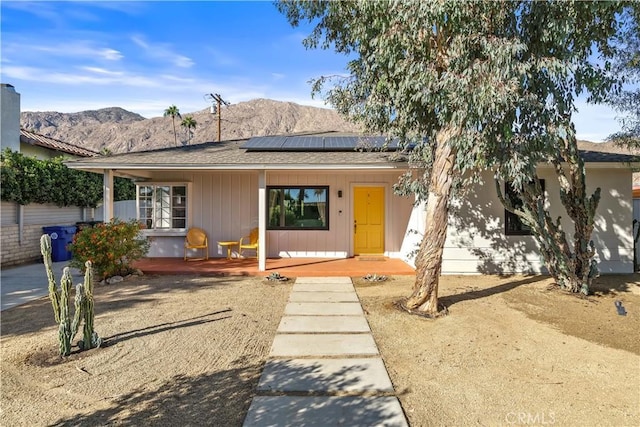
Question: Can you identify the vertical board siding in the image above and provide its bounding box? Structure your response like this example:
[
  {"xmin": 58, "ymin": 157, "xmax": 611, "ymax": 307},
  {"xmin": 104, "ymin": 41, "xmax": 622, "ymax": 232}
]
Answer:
[
  {"xmin": 265, "ymin": 170, "xmax": 411, "ymax": 258},
  {"xmin": 146, "ymin": 170, "xmax": 411, "ymax": 259}
]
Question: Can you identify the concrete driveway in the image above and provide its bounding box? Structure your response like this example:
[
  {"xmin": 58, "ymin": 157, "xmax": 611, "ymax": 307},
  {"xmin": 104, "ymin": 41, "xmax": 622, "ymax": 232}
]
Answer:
[{"xmin": 1, "ymin": 261, "xmax": 84, "ymax": 311}]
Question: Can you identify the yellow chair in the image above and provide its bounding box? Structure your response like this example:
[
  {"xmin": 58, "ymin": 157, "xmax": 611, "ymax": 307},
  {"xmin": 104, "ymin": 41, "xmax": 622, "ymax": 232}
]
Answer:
[
  {"xmin": 184, "ymin": 227, "xmax": 209, "ymax": 261},
  {"xmin": 239, "ymin": 227, "xmax": 259, "ymax": 258}
]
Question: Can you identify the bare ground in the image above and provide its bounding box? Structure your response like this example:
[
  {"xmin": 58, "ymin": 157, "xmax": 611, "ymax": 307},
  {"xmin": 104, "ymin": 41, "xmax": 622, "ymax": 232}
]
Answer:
[
  {"xmin": 1, "ymin": 273, "xmax": 638, "ymax": 426},
  {"xmin": 353, "ymin": 274, "xmax": 640, "ymax": 427}
]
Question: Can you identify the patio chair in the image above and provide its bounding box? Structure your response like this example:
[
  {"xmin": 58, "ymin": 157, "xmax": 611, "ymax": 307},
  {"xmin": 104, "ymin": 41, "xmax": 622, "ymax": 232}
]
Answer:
[
  {"xmin": 239, "ymin": 227, "xmax": 259, "ymax": 258},
  {"xmin": 184, "ymin": 227, "xmax": 209, "ymax": 261}
]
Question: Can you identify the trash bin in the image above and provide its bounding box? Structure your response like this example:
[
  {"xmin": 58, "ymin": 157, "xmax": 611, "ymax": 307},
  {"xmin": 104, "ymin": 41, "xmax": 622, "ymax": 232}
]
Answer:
[{"xmin": 42, "ymin": 225, "xmax": 78, "ymax": 262}]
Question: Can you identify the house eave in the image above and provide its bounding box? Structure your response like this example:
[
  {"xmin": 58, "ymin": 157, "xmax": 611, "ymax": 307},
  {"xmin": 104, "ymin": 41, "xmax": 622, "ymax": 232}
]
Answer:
[{"xmin": 65, "ymin": 162, "xmax": 409, "ymax": 174}]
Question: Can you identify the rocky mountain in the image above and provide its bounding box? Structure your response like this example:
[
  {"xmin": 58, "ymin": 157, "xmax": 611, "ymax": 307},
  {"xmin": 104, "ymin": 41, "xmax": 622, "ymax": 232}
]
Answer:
[{"xmin": 20, "ymin": 99, "xmax": 362, "ymax": 154}]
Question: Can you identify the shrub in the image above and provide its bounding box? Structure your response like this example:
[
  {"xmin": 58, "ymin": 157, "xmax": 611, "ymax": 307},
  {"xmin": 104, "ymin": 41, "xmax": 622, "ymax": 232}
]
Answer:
[{"xmin": 69, "ymin": 219, "xmax": 150, "ymax": 280}]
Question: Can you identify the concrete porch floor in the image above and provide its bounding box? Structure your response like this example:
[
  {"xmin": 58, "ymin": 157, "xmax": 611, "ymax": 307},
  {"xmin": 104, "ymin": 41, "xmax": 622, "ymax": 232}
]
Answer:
[{"xmin": 133, "ymin": 256, "xmax": 415, "ymax": 278}]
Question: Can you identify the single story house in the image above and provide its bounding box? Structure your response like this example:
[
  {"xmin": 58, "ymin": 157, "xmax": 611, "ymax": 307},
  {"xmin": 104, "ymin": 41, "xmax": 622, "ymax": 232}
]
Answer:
[{"xmin": 65, "ymin": 133, "xmax": 637, "ymax": 274}]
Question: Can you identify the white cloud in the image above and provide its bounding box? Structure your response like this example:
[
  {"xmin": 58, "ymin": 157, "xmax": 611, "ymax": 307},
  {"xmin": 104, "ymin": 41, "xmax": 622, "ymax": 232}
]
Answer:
[
  {"xmin": 100, "ymin": 48, "xmax": 123, "ymax": 61},
  {"xmin": 81, "ymin": 67, "xmax": 125, "ymax": 76},
  {"xmin": 130, "ymin": 34, "xmax": 194, "ymax": 68}
]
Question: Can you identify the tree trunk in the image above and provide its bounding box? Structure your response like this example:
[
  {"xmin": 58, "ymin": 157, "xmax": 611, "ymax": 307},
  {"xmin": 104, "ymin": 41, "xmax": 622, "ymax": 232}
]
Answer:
[
  {"xmin": 172, "ymin": 119, "xmax": 177, "ymax": 146},
  {"xmin": 404, "ymin": 129, "xmax": 458, "ymax": 316}
]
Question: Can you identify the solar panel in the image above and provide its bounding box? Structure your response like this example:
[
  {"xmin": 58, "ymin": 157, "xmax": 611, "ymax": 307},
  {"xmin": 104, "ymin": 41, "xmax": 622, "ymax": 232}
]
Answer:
[
  {"xmin": 324, "ymin": 137, "xmax": 357, "ymax": 150},
  {"xmin": 242, "ymin": 136, "xmax": 286, "ymax": 149},
  {"xmin": 282, "ymin": 137, "xmax": 324, "ymax": 150},
  {"xmin": 243, "ymin": 135, "xmax": 412, "ymax": 152}
]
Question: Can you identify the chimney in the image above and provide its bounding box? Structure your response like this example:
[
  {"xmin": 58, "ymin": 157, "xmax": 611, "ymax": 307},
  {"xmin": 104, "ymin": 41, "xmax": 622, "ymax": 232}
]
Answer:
[{"xmin": 1, "ymin": 84, "xmax": 21, "ymax": 153}]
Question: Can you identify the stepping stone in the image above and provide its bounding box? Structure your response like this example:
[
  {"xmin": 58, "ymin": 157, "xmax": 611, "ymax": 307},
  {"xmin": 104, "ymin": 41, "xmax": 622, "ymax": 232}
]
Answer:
[
  {"xmin": 257, "ymin": 358, "xmax": 394, "ymax": 393},
  {"xmin": 289, "ymin": 291, "xmax": 359, "ymax": 302},
  {"xmin": 285, "ymin": 302, "xmax": 363, "ymax": 316},
  {"xmin": 295, "ymin": 277, "xmax": 353, "ymax": 284},
  {"xmin": 270, "ymin": 334, "xmax": 379, "ymax": 357},
  {"xmin": 292, "ymin": 282, "xmax": 355, "ymax": 293},
  {"xmin": 243, "ymin": 396, "xmax": 408, "ymax": 427},
  {"xmin": 278, "ymin": 316, "xmax": 370, "ymax": 333}
]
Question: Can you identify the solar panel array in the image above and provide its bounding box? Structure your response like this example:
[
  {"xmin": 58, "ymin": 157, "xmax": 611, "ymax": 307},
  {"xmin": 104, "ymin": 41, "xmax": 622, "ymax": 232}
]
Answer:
[{"xmin": 242, "ymin": 136, "xmax": 405, "ymax": 152}]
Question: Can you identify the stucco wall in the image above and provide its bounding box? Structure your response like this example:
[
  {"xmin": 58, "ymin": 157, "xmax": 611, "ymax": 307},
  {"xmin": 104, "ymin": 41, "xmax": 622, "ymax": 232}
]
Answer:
[{"xmin": 403, "ymin": 167, "xmax": 634, "ymax": 274}]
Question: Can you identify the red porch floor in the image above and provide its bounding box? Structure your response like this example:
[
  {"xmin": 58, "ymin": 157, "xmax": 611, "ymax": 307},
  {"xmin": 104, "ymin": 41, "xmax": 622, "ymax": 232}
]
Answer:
[{"xmin": 133, "ymin": 256, "xmax": 415, "ymax": 278}]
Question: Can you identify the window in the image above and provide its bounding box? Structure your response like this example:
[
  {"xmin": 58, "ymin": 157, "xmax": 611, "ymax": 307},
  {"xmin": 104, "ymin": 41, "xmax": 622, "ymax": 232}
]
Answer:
[
  {"xmin": 138, "ymin": 184, "xmax": 187, "ymax": 230},
  {"xmin": 267, "ymin": 186, "xmax": 329, "ymax": 230},
  {"xmin": 504, "ymin": 180, "xmax": 545, "ymax": 236}
]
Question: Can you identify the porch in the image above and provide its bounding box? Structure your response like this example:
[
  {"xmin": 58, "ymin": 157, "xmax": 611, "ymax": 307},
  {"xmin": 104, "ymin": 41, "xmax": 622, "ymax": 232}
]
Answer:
[{"xmin": 133, "ymin": 256, "xmax": 415, "ymax": 278}]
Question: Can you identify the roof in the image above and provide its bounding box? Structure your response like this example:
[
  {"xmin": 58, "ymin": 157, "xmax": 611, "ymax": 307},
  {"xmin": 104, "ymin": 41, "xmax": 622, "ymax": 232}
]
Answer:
[
  {"xmin": 65, "ymin": 136, "xmax": 409, "ymax": 174},
  {"xmin": 65, "ymin": 133, "xmax": 637, "ymax": 176},
  {"xmin": 579, "ymin": 150, "xmax": 637, "ymax": 163},
  {"xmin": 20, "ymin": 129, "xmax": 100, "ymax": 158}
]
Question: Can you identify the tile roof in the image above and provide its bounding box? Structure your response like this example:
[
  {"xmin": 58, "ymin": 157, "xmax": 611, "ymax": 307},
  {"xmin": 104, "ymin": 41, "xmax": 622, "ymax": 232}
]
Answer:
[{"xmin": 20, "ymin": 129, "xmax": 100, "ymax": 158}]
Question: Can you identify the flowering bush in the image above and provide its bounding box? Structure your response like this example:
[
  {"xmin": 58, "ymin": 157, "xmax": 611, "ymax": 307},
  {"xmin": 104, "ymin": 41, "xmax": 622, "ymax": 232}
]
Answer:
[{"xmin": 69, "ymin": 219, "xmax": 150, "ymax": 280}]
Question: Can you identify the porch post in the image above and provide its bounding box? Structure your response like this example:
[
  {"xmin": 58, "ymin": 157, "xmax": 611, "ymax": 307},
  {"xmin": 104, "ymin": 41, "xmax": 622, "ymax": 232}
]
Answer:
[
  {"xmin": 103, "ymin": 169, "xmax": 114, "ymax": 222},
  {"xmin": 258, "ymin": 170, "xmax": 266, "ymax": 271}
]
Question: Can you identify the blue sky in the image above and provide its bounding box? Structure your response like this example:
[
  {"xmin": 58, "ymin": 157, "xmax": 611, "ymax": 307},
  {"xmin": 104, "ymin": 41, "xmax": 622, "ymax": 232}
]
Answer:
[{"xmin": 0, "ymin": 1, "xmax": 623, "ymax": 142}]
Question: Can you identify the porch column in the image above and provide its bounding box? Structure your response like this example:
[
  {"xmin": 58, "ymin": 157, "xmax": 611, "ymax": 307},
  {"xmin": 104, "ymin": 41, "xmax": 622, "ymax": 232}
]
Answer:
[
  {"xmin": 258, "ymin": 170, "xmax": 266, "ymax": 271},
  {"xmin": 103, "ymin": 169, "xmax": 114, "ymax": 222}
]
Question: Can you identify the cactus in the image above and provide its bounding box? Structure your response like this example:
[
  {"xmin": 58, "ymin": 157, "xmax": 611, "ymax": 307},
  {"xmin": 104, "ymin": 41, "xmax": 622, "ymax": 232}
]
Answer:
[
  {"xmin": 40, "ymin": 234, "xmax": 101, "ymax": 356},
  {"xmin": 79, "ymin": 261, "xmax": 102, "ymax": 350}
]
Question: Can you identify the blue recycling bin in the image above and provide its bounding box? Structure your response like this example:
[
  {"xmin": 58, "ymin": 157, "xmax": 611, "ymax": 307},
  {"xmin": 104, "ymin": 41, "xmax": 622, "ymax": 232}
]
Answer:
[{"xmin": 42, "ymin": 225, "xmax": 77, "ymax": 262}]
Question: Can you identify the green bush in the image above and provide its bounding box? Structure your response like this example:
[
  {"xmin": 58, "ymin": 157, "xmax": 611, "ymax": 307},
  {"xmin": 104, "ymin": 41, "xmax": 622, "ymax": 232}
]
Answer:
[
  {"xmin": 69, "ymin": 219, "xmax": 150, "ymax": 280},
  {"xmin": 1, "ymin": 148, "xmax": 135, "ymax": 207}
]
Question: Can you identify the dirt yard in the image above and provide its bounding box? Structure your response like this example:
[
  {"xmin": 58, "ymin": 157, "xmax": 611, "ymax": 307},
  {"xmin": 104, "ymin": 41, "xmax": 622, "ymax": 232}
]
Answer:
[{"xmin": 1, "ymin": 273, "xmax": 638, "ymax": 426}]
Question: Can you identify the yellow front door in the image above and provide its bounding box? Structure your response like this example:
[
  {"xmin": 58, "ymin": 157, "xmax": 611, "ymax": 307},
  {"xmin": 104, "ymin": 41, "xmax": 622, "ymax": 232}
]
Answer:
[{"xmin": 353, "ymin": 186, "xmax": 385, "ymax": 255}]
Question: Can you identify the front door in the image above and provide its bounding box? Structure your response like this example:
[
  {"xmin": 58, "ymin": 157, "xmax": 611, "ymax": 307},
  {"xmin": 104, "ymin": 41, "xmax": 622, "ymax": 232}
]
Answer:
[{"xmin": 353, "ymin": 186, "xmax": 385, "ymax": 255}]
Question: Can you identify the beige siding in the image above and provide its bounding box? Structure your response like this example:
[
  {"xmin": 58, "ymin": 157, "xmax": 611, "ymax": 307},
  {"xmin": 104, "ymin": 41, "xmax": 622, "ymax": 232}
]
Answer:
[{"xmin": 144, "ymin": 170, "xmax": 413, "ymax": 259}]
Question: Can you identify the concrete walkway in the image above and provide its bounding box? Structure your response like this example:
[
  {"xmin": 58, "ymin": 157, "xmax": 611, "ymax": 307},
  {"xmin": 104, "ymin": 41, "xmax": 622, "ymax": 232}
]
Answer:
[
  {"xmin": 1, "ymin": 261, "xmax": 83, "ymax": 311},
  {"xmin": 243, "ymin": 277, "xmax": 408, "ymax": 427}
]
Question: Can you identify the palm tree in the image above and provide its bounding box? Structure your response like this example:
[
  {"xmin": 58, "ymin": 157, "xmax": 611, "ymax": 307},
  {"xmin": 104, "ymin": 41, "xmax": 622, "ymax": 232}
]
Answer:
[
  {"xmin": 181, "ymin": 116, "xmax": 197, "ymax": 145},
  {"xmin": 164, "ymin": 105, "xmax": 181, "ymax": 146}
]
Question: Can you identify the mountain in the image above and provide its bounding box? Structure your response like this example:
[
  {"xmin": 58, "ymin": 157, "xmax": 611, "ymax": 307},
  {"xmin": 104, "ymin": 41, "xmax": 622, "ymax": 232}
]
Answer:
[{"xmin": 20, "ymin": 99, "xmax": 362, "ymax": 154}]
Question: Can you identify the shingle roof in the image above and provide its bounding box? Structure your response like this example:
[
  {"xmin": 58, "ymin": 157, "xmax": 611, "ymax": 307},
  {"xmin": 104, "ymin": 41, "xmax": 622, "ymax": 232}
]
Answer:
[
  {"xmin": 20, "ymin": 129, "xmax": 100, "ymax": 158},
  {"xmin": 65, "ymin": 137, "xmax": 409, "ymax": 171},
  {"xmin": 578, "ymin": 150, "xmax": 637, "ymax": 163},
  {"xmin": 65, "ymin": 134, "xmax": 637, "ymax": 172}
]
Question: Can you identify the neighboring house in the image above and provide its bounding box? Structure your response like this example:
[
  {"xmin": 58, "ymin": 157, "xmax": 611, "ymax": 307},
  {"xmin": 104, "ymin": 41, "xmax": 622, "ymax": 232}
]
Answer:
[
  {"xmin": 1, "ymin": 83, "xmax": 100, "ymax": 266},
  {"xmin": 66, "ymin": 133, "xmax": 637, "ymax": 275}
]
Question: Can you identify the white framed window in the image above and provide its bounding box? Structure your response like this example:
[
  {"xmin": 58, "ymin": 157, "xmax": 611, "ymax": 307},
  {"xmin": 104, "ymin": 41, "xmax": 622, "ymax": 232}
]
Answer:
[{"xmin": 137, "ymin": 183, "xmax": 189, "ymax": 230}]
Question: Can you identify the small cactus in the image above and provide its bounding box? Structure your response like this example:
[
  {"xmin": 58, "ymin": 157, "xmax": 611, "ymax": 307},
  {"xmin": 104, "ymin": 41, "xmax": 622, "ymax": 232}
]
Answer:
[{"xmin": 40, "ymin": 234, "xmax": 101, "ymax": 356}]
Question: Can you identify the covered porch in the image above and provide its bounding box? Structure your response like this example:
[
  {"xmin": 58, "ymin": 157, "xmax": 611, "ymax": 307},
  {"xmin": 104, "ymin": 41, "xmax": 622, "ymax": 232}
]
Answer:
[{"xmin": 133, "ymin": 256, "xmax": 415, "ymax": 278}]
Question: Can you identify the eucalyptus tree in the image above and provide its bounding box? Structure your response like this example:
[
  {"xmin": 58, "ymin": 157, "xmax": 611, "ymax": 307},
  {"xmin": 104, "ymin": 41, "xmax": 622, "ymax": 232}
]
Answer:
[
  {"xmin": 489, "ymin": 2, "xmax": 632, "ymax": 295},
  {"xmin": 278, "ymin": 0, "xmax": 632, "ymax": 316},
  {"xmin": 607, "ymin": 6, "xmax": 640, "ymax": 147},
  {"xmin": 164, "ymin": 105, "xmax": 181, "ymax": 146},
  {"xmin": 181, "ymin": 115, "xmax": 197, "ymax": 145}
]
